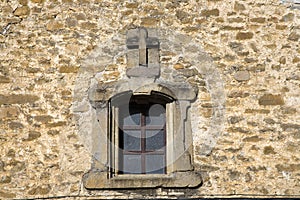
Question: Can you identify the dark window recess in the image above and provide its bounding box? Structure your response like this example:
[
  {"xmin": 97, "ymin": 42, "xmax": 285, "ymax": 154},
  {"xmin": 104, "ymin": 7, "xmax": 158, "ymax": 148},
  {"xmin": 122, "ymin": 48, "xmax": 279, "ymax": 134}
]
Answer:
[{"xmin": 118, "ymin": 102, "xmax": 166, "ymax": 174}]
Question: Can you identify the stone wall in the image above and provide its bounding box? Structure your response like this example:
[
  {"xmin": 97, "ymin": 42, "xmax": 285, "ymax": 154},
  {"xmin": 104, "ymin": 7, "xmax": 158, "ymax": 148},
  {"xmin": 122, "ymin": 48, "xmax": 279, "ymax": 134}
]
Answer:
[{"xmin": 0, "ymin": 0, "xmax": 299, "ymax": 199}]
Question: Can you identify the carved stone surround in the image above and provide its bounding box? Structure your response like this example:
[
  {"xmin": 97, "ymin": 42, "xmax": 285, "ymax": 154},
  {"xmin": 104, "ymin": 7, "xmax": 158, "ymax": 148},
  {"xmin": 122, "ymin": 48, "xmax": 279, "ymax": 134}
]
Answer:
[{"xmin": 83, "ymin": 28, "xmax": 202, "ymax": 189}]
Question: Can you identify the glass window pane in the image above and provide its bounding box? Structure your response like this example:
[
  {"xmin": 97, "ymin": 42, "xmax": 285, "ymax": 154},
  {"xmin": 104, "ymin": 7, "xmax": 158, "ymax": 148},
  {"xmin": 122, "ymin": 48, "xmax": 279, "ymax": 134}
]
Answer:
[
  {"xmin": 123, "ymin": 130, "xmax": 141, "ymax": 151},
  {"xmin": 146, "ymin": 104, "xmax": 166, "ymax": 126},
  {"xmin": 145, "ymin": 155, "xmax": 165, "ymax": 174},
  {"xmin": 123, "ymin": 113, "xmax": 140, "ymax": 126},
  {"xmin": 119, "ymin": 105, "xmax": 141, "ymax": 126},
  {"xmin": 123, "ymin": 155, "xmax": 142, "ymax": 174},
  {"xmin": 145, "ymin": 130, "xmax": 165, "ymax": 151}
]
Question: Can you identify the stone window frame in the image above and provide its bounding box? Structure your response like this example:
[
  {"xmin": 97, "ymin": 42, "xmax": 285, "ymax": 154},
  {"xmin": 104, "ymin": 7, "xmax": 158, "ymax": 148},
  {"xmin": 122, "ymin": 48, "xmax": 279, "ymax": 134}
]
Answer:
[
  {"xmin": 83, "ymin": 82, "xmax": 202, "ymax": 189},
  {"xmin": 82, "ymin": 27, "xmax": 203, "ymax": 189}
]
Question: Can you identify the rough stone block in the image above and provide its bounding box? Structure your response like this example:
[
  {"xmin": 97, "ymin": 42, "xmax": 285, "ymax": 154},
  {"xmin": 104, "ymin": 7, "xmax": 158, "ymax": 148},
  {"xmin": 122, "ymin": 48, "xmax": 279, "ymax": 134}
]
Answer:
[
  {"xmin": 280, "ymin": 123, "xmax": 300, "ymax": 131},
  {"xmin": 0, "ymin": 175, "xmax": 11, "ymax": 184},
  {"xmin": 243, "ymin": 136, "xmax": 263, "ymax": 142},
  {"xmin": 46, "ymin": 20, "xmax": 64, "ymax": 31},
  {"xmin": 125, "ymin": 2, "xmax": 138, "ymax": 8},
  {"xmin": 263, "ymin": 146, "xmax": 276, "ymax": 155},
  {"xmin": 234, "ymin": 2, "xmax": 246, "ymax": 11},
  {"xmin": 141, "ymin": 17, "xmax": 158, "ymax": 27},
  {"xmin": 236, "ymin": 32, "xmax": 254, "ymax": 40},
  {"xmin": 28, "ymin": 185, "xmax": 51, "ymax": 195},
  {"xmin": 0, "ymin": 191, "xmax": 16, "ymax": 199},
  {"xmin": 0, "ymin": 107, "xmax": 19, "ymax": 119},
  {"xmin": 201, "ymin": 9, "xmax": 219, "ymax": 17},
  {"xmin": 178, "ymin": 68, "xmax": 199, "ymax": 78},
  {"xmin": 250, "ymin": 17, "xmax": 266, "ymax": 23},
  {"xmin": 59, "ymin": 66, "xmax": 79, "ymax": 73},
  {"xmin": 228, "ymin": 90, "xmax": 250, "ymax": 98},
  {"xmin": 173, "ymin": 63, "xmax": 184, "ymax": 70},
  {"xmin": 275, "ymin": 164, "xmax": 300, "ymax": 172},
  {"xmin": 0, "ymin": 76, "xmax": 10, "ymax": 83},
  {"xmin": 0, "ymin": 94, "xmax": 39, "ymax": 105},
  {"xmin": 244, "ymin": 109, "xmax": 270, "ymax": 114},
  {"xmin": 259, "ymin": 94, "xmax": 284, "ymax": 105},
  {"xmin": 34, "ymin": 115, "xmax": 53, "ymax": 123},
  {"xmin": 45, "ymin": 121, "xmax": 66, "ymax": 127},
  {"xmin": 80, "ymin": 22, "xmax": 97, "ymax": 29},
  {"xmin": 281, "ymin": 13, "xmax": 295, "ymax": 22},
  {"xmin": 24, "ymin": 131, "xmax": 41, "ymax": 141},
  {"xmin": 13, "ymin": 6, "xmax": 30, "ymax": 16},
  {"xmin": 47, "ymin": 130, "xmax": 59, "ymax": 136},
  {"xmin": 31, "ymin": 0, "xmax": 45, "ymax": 3},
  {"xmin": 288, "ymin": 31, "xmax": 300, "ymax": 41},
  {"xmin": 0, "ymin": 161, "xmax": 4, "ymax": 171},
  {"xmin": 234, "ymin": 70, "xmax": 250, "ymax": 81},
  {"xmin": 221, "ymin": 26, "xmax": 244, "ymax": 31},
  {"xmin": 18, "ymin": 0, "xmax": 28, "ymax": 6}
]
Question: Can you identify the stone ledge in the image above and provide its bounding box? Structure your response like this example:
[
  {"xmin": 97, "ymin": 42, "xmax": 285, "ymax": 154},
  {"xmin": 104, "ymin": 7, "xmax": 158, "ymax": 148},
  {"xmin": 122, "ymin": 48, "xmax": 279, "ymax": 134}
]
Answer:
[{"xmin": 83, "ymin": 171, "xmax": 202, "ymax": 189}]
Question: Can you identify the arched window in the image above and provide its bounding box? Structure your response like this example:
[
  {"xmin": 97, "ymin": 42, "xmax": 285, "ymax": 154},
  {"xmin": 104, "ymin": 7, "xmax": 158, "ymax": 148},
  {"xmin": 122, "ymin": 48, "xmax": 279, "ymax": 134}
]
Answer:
[{"xmin": 109, "ymin": 92, "xmax": 174, "ymax": 176}]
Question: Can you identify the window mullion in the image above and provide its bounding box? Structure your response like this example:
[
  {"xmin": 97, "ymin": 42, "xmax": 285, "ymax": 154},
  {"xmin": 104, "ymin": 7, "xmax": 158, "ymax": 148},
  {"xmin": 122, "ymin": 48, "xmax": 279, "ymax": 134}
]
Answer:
[{"xmin": 141, "ymin": 110, "xmax": 146, "ymax": 174}]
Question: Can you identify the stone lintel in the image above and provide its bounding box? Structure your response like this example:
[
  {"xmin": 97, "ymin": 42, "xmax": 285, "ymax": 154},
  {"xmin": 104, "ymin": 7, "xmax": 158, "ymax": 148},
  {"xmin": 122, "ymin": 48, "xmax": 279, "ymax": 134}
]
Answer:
[
  {"xmin": 83, "ymin": 171, "xmax": 202, "ymax": 189},
  {"xmin": 90, "ymin": 80, "xmax": 196, "ymax": 103}
]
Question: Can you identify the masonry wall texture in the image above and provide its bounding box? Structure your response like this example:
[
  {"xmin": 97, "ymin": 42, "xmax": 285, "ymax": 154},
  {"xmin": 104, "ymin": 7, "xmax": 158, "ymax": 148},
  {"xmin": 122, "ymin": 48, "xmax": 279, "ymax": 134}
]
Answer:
[{"xmin": 0, "ymin": 0, "xmax": 300, "ymax": 199}]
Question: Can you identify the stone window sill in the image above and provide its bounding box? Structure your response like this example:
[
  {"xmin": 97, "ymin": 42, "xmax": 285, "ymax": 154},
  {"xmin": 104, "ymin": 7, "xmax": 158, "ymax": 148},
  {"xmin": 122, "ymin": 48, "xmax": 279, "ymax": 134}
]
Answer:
[{"xmin": 83, "ymin": 170, "xmax": 202, "ymax": 189}]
